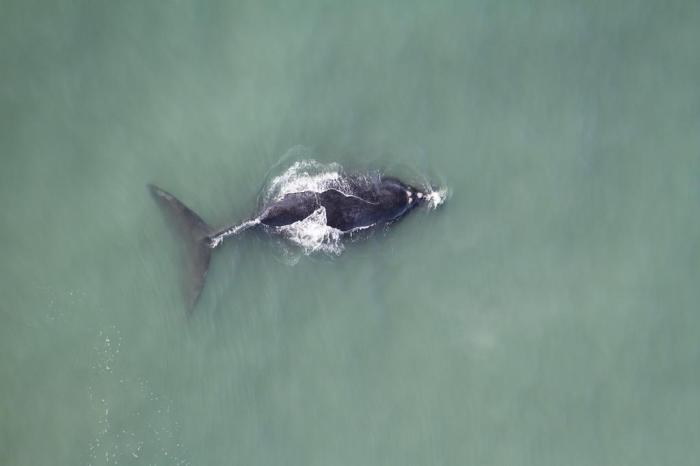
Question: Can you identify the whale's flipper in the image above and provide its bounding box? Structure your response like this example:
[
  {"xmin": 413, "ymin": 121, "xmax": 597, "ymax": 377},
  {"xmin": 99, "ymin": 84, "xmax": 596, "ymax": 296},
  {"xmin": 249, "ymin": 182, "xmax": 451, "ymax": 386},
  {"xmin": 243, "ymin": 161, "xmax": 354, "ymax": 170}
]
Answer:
[{"xmin": 148, "ymin": 184, "xmax": 213, "ymax": 312}]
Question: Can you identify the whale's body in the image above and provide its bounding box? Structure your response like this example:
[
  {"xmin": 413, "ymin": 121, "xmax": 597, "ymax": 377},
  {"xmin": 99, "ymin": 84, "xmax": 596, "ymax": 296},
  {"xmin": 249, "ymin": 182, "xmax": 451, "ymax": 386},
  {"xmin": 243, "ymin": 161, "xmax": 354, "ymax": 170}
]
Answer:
[{"xmin": 149, "ymin": 173, "xmax": 432, "ymax": 311}]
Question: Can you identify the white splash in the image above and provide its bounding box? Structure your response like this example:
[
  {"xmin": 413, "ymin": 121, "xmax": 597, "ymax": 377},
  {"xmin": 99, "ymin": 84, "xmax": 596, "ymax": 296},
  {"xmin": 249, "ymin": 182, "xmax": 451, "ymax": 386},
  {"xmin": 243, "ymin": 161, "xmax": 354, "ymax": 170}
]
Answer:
[
  {"xmin": 424, "ymin": 187, "xmax": 448, "ymax": 210},
  {"xmin": 266, "ymin": 160, "xmax": 349, "ymax": 202},
  {"xmin": 278, "ymin": 207, "xmax": 344, "ymax": 255}
]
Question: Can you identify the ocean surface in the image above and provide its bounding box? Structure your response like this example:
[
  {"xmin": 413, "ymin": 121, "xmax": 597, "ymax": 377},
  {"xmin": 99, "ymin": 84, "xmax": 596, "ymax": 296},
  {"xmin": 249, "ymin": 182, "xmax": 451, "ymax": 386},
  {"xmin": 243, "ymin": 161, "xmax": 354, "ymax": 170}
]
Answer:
[{"xmin": 2, "ymin": 1, "xmax": 699, "ymax": 465}]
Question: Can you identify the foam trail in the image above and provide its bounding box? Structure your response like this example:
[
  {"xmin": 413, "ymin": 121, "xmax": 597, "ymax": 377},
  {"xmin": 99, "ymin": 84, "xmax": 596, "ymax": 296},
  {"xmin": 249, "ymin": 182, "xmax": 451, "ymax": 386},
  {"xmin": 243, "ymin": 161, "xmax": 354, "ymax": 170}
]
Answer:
[
  {"xmin": 267, "ymin": 160, "xmax": 349, "ymax": 202},
  {"xmin": 208, "ymin": 219, "xmax": 261, "ymax": 247}
]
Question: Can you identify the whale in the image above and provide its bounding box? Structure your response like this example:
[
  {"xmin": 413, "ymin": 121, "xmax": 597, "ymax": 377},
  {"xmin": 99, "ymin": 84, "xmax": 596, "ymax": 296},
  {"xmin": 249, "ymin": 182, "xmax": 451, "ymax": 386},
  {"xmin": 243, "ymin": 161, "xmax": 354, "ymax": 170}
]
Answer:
[{"xmin": 149, "ymin": 173, "xmax": 436, "ymax": 311}]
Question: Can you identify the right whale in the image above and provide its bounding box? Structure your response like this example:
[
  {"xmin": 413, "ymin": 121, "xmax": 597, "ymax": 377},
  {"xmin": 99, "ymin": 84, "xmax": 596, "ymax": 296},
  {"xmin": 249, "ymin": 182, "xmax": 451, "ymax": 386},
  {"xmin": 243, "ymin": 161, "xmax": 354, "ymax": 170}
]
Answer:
[{"xmin": 149, "ymin": 173, "xmax": 442, "ymax": 311}]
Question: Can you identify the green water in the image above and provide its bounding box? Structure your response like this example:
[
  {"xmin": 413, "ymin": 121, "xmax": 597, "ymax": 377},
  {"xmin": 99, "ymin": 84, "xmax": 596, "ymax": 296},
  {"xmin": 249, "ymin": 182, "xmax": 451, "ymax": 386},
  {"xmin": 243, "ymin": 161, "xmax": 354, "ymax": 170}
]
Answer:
[{"xmin": 2, "ymin": 1, "xmax": 699, "ymax": 465}]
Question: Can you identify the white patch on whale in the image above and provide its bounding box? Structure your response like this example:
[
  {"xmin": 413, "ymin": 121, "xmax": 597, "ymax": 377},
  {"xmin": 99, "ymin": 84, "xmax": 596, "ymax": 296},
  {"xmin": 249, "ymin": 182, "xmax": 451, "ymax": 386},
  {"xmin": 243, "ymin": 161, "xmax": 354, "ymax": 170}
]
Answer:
[{"xmin": 277, "ymin": 206, "xmax": 344, "ymax": 255}]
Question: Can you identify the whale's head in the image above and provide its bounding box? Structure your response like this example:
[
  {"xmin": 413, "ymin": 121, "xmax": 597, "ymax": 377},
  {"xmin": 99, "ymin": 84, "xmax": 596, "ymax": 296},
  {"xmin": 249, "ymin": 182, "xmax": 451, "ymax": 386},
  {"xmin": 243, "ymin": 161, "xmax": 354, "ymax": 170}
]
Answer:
[
  {"xmin": 380, "ymin": 177, "xmax": 446, "ymax": 214},
  {"xmin": 405, "ymin": 184, "xmax": 438, "ymax": 208},
  {"xmin": 405, "ymin": 186, "xmax": 425, "ymax": 209}
]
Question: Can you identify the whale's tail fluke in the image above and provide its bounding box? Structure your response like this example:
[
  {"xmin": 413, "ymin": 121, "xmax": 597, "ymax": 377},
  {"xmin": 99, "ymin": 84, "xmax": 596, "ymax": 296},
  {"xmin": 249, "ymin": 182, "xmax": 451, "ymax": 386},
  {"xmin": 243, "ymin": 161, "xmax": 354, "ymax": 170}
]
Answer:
[{"xmin": 148, "ymin": 184, "xmax": 214, "ymax": 313}]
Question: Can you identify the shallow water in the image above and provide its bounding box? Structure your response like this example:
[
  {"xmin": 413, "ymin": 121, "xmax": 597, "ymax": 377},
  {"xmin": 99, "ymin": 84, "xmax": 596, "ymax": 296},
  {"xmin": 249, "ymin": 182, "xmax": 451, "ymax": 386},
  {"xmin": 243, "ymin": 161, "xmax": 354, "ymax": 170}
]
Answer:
[{"xmin": 2, "ymin": 1, "xmax": 699, "ymax": 465}]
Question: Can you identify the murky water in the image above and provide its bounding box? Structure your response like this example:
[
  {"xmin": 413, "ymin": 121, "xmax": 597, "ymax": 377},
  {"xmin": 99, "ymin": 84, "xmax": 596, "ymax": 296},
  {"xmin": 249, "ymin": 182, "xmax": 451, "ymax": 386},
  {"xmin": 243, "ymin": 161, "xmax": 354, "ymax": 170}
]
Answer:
[{"xmin": 2, "ymin": 1, "xmax": 699, "ymax": 465}]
